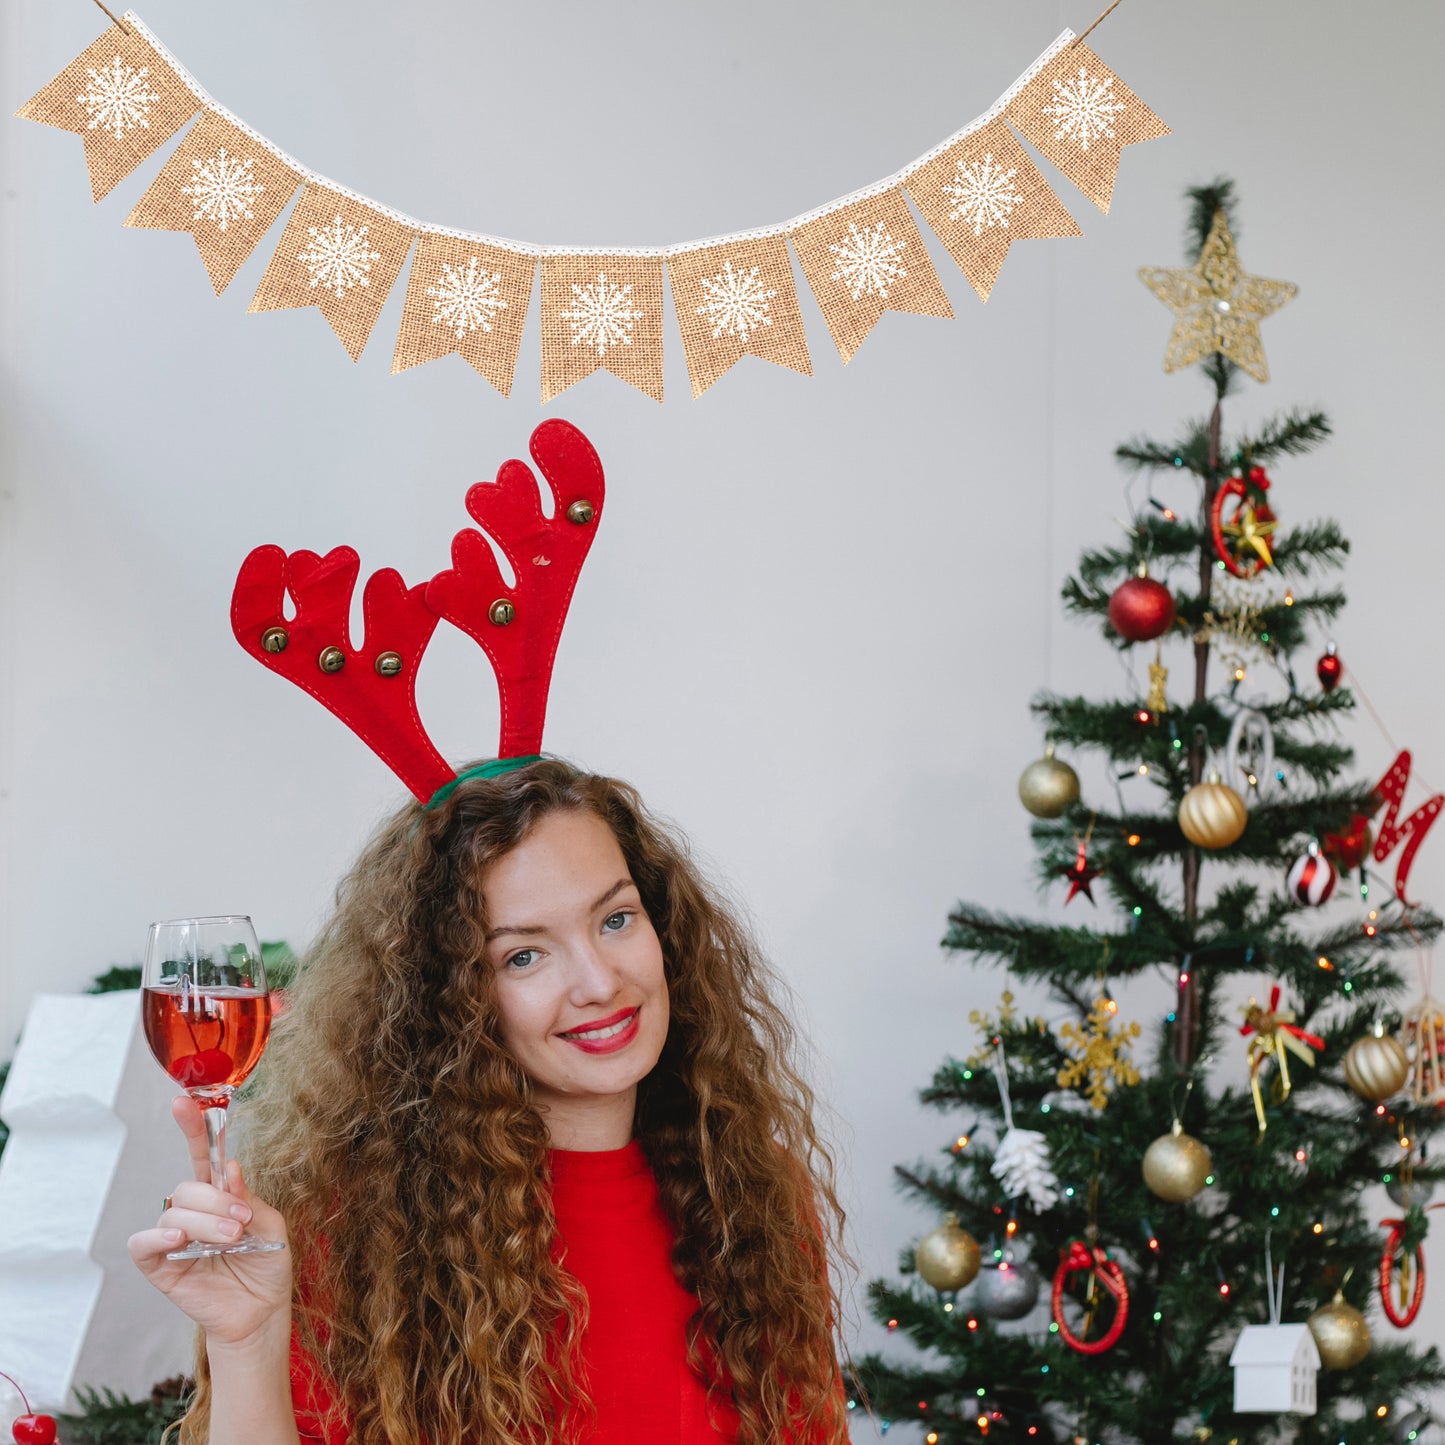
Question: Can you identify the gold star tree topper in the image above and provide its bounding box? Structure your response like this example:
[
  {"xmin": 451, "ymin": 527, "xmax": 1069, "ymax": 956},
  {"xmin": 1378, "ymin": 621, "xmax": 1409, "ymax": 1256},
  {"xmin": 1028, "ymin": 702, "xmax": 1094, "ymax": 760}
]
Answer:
[{"xmin": 1138, "ymin": 210, "xmax": 1297, "ymax": 382}]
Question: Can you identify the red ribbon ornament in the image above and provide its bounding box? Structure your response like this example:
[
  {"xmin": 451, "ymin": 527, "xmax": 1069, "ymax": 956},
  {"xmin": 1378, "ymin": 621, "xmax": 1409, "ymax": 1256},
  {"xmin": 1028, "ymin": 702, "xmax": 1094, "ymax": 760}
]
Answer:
[
  {"xmin": 1210, "ymin": 467, "xmax": 1277, "ymax": 578},
  {"xmin": 1378, "ymin": 1205, "xmax": 1442, "ymax": 1329},
  {"xmin": 1051, "ymin": 1239, "xmax": 1128, "ymax": 1354}
]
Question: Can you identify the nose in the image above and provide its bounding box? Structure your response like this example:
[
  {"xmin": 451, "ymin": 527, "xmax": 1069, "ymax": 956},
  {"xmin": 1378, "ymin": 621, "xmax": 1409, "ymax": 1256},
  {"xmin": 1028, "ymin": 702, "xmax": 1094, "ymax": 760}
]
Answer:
[{"xmin": 565, "ymin": 939, "xmax": 622, "ymax": 1006}]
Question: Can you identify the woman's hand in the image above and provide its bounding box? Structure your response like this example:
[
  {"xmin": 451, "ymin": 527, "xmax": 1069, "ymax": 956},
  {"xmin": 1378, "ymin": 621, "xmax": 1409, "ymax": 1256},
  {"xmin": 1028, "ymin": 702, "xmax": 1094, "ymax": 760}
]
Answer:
[{"xmin": 127, "ymin": 1094, "xmax": 293, "ymax": 1348}]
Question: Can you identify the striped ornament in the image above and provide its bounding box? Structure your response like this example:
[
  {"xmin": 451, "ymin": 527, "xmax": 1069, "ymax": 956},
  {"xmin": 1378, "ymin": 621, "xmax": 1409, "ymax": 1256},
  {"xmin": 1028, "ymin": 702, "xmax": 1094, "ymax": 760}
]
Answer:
[{"xmin": 1287, "ymin": 848, "xmax": 1336, "ymax": 906}]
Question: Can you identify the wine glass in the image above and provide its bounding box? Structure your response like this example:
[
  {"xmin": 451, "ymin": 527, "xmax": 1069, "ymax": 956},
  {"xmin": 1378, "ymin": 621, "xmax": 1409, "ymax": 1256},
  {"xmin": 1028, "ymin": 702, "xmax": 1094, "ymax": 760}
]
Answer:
[{"xmin": 141, "ymin": 915, "xmax": 285, "ymax": 1260}]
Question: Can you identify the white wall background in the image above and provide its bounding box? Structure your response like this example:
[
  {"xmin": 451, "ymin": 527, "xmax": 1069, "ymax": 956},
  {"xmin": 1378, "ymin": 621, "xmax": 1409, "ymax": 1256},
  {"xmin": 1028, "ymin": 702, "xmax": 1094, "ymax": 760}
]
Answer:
[{"xmin": 3, "ymin": 0, "xmax": 1444, "ymax": 1427}]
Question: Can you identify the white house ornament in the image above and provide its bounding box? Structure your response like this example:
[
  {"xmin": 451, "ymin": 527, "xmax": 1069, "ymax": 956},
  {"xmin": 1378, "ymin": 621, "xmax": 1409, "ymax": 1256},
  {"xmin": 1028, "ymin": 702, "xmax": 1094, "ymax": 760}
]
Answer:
[
  {"xmin": 1139, "ymin": 209, "xmax": 1297, "ymax": 383},
  {"xmin": 1229, "ymin": 1325, "xmax": 1319, "ymax": 1415}
]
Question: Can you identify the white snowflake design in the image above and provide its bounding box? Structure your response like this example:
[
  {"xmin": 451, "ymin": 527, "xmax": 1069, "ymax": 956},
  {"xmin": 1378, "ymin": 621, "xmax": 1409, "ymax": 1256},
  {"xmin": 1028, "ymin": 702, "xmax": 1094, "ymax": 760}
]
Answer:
[
  {"xmin": 1041, "ymin": 66, "xmax": 1127, "ymax": 152},
  {"xmin": 696, "ymin": 260, "xmax": 775, "ymax": 341},
  {"xmin": 559, "ymin": 272, "xmax": 644, "ymax": 357},
  {"xmin": 828, "ymin": 221, "xmax": 908, "ymax": 302},
  {"xmin": 180, "ymin": 148, "xmax": 262, "ymax": 232},
  {"xmin": 427, "ymin": 257, "xmax": 508, "ymax": 339},
  {"xmin": 75, "ymin": 55, "xmax": 160, "ymax": 140},
  {"xmin": 298, "ymin": 215, "xmax": 380, "ymax": 301},
  {"xmin": 943, "ymin": 153, "xmax": 1022, "ymax": 237}
]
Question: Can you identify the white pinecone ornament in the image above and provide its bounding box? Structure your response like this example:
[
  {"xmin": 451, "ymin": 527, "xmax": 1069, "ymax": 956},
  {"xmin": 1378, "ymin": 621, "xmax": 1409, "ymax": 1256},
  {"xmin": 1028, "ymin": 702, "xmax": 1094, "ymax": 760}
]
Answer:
[{"xmin": 990, "ymin": 1126, "xmax": 1060, "ymax": 1211}]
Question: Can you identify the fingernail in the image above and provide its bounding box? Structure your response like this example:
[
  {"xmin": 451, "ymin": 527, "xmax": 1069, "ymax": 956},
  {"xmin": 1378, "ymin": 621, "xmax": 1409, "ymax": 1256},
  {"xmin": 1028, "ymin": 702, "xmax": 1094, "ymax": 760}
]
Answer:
[
  {"xmin": 163, "ymin": 1228, "xmax": 183, "ymax": 1243},
  {"xmin": 219, "ymin": 1219, "xmax": 242, "ymax": 1238},
  {"xmin": 230, "ymin": 1204, "xmax": 252, "ymax": 1222}
]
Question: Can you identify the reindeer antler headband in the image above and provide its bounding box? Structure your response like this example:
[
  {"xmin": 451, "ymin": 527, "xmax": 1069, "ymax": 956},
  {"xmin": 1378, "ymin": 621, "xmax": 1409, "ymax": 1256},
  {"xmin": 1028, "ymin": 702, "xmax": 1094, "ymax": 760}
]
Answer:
[{"xmin": 230, "ymin": 419, "xmax": 605, "ymax": 805}]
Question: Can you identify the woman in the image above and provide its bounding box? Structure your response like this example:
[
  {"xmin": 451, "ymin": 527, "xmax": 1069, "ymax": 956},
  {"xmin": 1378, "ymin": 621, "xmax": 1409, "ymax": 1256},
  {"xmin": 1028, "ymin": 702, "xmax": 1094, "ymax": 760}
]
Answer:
[{"xmin": 130, "ymin": 760, "xmax": 851, "ymax": 1445}]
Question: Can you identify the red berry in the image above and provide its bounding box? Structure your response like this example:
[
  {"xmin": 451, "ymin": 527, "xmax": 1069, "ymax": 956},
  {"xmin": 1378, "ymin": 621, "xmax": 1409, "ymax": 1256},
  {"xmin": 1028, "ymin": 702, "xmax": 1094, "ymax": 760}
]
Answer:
[
  {"xmin": 173, "ymin": 1047, "xmax": 236, "ymax": 1087},
  {"xmin": 13, "ymin": 1414, "xmax": 57, "ymax": 1445}
]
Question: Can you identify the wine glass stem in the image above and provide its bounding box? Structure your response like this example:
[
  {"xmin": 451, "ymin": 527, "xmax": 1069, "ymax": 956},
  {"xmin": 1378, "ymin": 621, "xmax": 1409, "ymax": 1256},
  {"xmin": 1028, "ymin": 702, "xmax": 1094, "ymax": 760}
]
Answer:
[{"xmin": 202, "ymin": 1102, "xmax": 229, "ymax": 1191}]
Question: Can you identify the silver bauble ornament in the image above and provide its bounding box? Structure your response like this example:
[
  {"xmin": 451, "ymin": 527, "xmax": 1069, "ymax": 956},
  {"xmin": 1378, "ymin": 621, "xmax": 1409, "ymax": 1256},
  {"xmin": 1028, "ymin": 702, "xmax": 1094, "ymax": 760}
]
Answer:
[
  {"xmin": 1392, "ymin": 1406, "xmax": 1445, "ymax": 1445},
  {"xmin": 1307, "ymin": 1291, "xmax": 1371, "ymax": 1370},
  {"xmin": 914, "ymin": 1214, "xmax": 981, "ymax": 1292},
  {"xmin": 1142, "ymin": 1120, "xmax": 1213, "ymax": 1202},
  {"xmin": 1018, "ymin": 744, "xmax": 1081, "ymax": 819},
  {"xmin": 1343, "ymin": 1022, "xmax": 1410, "ymax": 1102},
  {"xmin": 1386, "ymin": 1173, "xmax": 1437, "ymax": 1208},
  {"xmin": 1178, "ymin": 771, "xmax": 1249, "ymax": 849},
  {"xmin": 974, "ymin": 1257, "xmax": 1040, "ymax": 1320}
]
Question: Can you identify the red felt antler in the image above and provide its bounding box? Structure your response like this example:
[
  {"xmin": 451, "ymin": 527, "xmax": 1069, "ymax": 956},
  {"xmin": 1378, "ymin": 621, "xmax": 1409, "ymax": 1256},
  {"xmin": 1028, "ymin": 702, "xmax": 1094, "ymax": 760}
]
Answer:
[
  {"xmin": 231, "ymin": 421, "xmax": 606, "ymax": 802},
  {"xmin": 426, "ymin": 419, "xmax": 606, "ymax": 758},
  {"xmin": 231, "ymin": 545, "xmax": 453, "ymax": 801}
]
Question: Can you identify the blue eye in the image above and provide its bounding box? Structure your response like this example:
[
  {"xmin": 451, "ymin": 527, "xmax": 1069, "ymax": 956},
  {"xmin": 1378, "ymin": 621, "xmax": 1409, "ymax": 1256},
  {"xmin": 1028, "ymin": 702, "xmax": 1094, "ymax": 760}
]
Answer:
[
  {"xmin": 504, "ymin": 949, "xmax": 539, "ymax": 970},
  {"xmin": 603, "ymin": 911, "xmax": 631, "ymax": 932}
]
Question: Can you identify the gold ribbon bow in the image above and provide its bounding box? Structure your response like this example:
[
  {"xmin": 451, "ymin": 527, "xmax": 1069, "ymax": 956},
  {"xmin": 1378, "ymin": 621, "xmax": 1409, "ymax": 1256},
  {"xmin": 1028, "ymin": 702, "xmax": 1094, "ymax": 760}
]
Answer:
[{"xmin": 1240, "ymin": 985, "xmax": 1324, "ymax": 1133}]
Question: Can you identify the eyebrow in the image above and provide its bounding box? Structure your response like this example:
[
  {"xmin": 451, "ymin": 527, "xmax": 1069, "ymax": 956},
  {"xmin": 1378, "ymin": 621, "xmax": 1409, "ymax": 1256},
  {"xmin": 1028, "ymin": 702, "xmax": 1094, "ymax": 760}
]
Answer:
[{"xmin": 484, "ymin": 878, "xmax": 636, "ymax": 943}]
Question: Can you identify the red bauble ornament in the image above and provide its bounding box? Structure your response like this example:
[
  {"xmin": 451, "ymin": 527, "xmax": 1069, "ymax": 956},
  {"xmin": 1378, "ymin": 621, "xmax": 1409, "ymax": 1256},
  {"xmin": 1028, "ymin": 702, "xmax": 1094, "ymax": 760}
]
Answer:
[
  {"xmin": 1108, "ymin": 570, "xmax": 1175, "ymax": 643},
  {"xmin": 1286, "ymin": 845, "xmax": 1336, "ymax": 906},
  {"xmin": 1317, "ymin": 643, "xmax": 1343, "ymax": 693},
  {"xmin": 1323, "ymin": 813, "xmax": 1373, "ymax": 872},
  {"xmin": 1051, "ymin": 1239, "xmax": 1129, "ymax": 1354}
]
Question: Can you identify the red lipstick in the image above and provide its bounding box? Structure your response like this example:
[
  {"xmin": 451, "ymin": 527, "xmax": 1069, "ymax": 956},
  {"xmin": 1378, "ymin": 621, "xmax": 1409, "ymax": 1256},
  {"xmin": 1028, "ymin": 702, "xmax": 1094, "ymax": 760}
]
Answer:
[{"xmin": 559, "ymin": 1006, "xmax": 641, "ymax": 1055}]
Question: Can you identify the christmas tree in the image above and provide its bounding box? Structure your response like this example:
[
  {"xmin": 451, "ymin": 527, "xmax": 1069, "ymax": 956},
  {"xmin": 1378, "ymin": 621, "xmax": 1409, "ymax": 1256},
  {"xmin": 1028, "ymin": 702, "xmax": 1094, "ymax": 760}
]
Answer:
[{"xmin": 853, "ymin": 184, "xmax": 1445, "ymax": 1444}]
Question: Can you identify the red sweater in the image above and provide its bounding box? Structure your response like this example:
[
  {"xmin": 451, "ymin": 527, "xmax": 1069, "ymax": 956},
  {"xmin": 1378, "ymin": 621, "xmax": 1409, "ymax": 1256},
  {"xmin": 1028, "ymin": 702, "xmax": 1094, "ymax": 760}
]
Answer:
[{"xmin": 290, "ymin": 1140, "xmax": 740, "ymax": 1442}]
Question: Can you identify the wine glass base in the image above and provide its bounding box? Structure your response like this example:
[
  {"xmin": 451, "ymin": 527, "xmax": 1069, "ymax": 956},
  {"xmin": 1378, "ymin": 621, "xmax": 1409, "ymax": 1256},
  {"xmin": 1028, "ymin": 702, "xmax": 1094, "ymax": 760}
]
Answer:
[{"xmin": 165, "ymin": 1232, "xmax": 287, "ymax": 1261}]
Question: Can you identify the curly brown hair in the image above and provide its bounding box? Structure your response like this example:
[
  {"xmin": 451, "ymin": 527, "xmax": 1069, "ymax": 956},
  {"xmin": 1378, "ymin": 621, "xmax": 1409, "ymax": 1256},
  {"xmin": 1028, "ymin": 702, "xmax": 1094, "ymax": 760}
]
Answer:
[{"xmin": 178, "ymin": 759, "xmax": 851, "ymax": 1445}]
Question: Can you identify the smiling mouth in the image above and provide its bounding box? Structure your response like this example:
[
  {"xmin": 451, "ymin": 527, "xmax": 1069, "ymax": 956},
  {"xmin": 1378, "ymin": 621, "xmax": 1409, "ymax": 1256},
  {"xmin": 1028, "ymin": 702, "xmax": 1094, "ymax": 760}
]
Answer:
[{"xmin": 559, "ymin": 1007, "xmax": 639, "ymax": 1042}]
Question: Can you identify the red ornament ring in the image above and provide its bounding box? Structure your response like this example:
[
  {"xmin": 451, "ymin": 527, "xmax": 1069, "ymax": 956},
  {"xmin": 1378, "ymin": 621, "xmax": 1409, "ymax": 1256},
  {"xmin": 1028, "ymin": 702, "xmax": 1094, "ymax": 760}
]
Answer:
[
  {"xmin": 1051, "ymin": 1239, "xmax": 1129, "ymax": 1354},
  {"xmin": 1379, "ymin": 1211, "xmax": 1438, "ymax": 1328},
  {"xmin": 1210, "ymin": 470, "xmax": 1276, "ymax": 578}
]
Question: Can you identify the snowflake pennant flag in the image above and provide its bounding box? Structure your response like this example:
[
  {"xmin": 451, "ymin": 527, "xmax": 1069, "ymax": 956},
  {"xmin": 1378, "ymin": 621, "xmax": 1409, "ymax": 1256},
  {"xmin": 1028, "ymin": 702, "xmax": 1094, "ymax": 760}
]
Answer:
[
  {"xmin": 124, "ymin": 111, "xmax": 302, "ymax": 295},
  {"xmin": 906, "ymin": 119, "xmax": 1080, "ymax": 302},
  {"xmin": 14, "ymin": 21, "xmax": 199, "ymax": 202},
  {"xmin": 1005, "ymin": 41, "xmax": 1169, "ymax": 214},
  {"xmin": 248, "ymin": 186, "xmax": 416, "ymax": 362},
  {"xmin": 790, "ymin": 189, "xmax": 953, "ymax": 364},
  {"xmin": 668, "ymin": 237, "xmax": 812, "ymax": 399},
  {"xmin": 392, "ymin": 236, "xmax": 536, "ymax": 397},
  {"xmin": 540, "ymin": 256, "xmax": 666, "ymax": 403}
]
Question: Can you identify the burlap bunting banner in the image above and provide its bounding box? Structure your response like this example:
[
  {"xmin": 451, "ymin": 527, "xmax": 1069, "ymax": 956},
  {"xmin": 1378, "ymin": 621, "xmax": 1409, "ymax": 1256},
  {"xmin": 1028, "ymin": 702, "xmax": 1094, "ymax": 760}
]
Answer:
[
  {"xmin": 392, "ymin": 236, "xmax": 536, "ymax": 396},
  {"xmin": 15, "ymin": 22, "xmax": 198, "ymax": 202},
  {"xmin": 1005, "ymin": 40, "xmax": 1170, "ymax": 214},
  {"xmin": 540, "ymin": 257, "xmax": 666, "ymax": 403},
  {"xmin": 124, "ymin": 110, "xmax": 302, "ymax": 294},
  {"xmin": 17, "ymin": 13, "xmax": 1171, "ymax": 399},
  {"xmin": 668, "ymin": 238, "xmax": 812, "ymax": 398},
  {"xmin": 790, "ymin": 190, "xmax": 953, "ymax": 364},
  {"xmin": 248, "ymin": 187, "xmax": 415, "ymax": 362},
  {"xmin": 906, "ymin": 118, "xmax": 1081, "ymax": 302}
]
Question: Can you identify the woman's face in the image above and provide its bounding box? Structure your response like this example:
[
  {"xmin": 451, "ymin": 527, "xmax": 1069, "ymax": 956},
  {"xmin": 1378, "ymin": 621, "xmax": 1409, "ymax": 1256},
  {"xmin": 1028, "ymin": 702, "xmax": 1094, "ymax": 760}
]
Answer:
[{"xmin": 481, "ymin": 808, "xmax": 669, "ymax": 1147}]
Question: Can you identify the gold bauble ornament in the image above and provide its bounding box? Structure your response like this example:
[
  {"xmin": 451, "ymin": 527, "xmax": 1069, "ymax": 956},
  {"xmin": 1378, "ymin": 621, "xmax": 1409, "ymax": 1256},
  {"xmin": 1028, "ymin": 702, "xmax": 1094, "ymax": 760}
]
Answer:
[
  {"xmin": 1142, "ymin": 1119, "xmax": 1212, "ymax": 1202},
  {"xmin": 1307, "ymin": 1290, "xmax": 1371, "ymax": 1370},
  {"xmin": 1178, "ymin": 771, "xmax": 1248, "ymax": 849},
  {"xmin": 914, "ymin": 1213, "xmax": 981, "ymax": 1292},
  {"xmin": 1018, "ymin": 745, "xmax": 1081, "ymax": 820},
  {"xmin": 1342, "ymin": 1022, "xmax": 1410, "ymax": 1102}
]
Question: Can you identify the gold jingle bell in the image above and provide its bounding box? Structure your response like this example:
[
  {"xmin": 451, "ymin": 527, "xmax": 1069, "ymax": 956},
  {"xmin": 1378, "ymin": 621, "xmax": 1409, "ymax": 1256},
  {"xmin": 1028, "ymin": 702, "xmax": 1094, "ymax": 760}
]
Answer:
[
  {"xmin": 1307, "ymin": 1290, "xmax": 1371, "ymax": 1370},
  {"xmin": 1018, "ymin": 744, "xmax": 1081, "ymax": 820},
  {"xmin": 1342, "ymin": 1022, "xmax": 1410, "ymax": 1102},
  {"xmin": 914, "ymin": 1213, "xmax": 981, "ymax": 1292},
  {"xmin": 1142, "ymin": 1119, "xmax": 1212, "ymax": 1203},
  {"xmin": 1178, "ymin": 770, "xmax": 1248, "ymax": 849}
]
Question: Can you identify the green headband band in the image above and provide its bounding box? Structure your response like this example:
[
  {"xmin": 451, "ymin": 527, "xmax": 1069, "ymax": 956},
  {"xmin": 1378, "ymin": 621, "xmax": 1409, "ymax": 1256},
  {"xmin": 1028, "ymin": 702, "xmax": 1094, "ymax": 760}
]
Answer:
[{"xmin": 423, "ymin": 755, "xmax": 545, "ymax": 811}]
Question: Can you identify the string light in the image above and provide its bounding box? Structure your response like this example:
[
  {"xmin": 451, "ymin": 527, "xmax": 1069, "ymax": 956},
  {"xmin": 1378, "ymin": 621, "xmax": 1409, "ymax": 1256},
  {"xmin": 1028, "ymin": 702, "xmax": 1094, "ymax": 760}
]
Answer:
[
  {"xmin": 967, "ymin": 1317, "xmax": 978, "ymax": 1331},
  {"xmin": 1270, "ymin": 1205, "xmax": 1280, "ymax": 1217},
  {"xmin": 1312, "ymin": 1222, "xmax": 1324, "ymax": 1235},
  {"xmin": 954, "ymin": 1134, "xmax": 970, "ymax": 1152},
  {"xmin": 1284, "ymin": 590, "xmax": 1295, "ymax": 606},
  {"xmin": 1152, "ymin": 1310, "xmax": 1162, "ymax": 1322},
  {"xmin": 944, "ymin": 1302, "xmax": 954, "ymax": 1313},
  {"xmin": 1179, "ymin": 970, "xmax": 1191, "ymax": 986},
  {"xmin": 1233, "ymin": 666, "xmax": 1247, "ymax": 683},
  {"xmin": 1136, "ymin": 708, "xmax": 1152, "ymax": 724},
  {"xmin": 1138, "ymin": 763, "xmax": 1150, "ymax": 777},
  {"xmin": 1295, "ymin": 1149, "xmax": 1307, "ymax": 1163},
  {"xmin": 1317, "ymin": 956, "xmax": 1333, "ymax": 971},
  {"xmin": 1377, "ymin": 1406, "xmax": 1390, "ymax": 1418},
  {"xmin": 1127, "ymin": 833, "xmax": 1141, "ymax": 846},
  {"xmin": 887, "ymin": 1318, "xmax": 899, "ymax": 1331}
]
